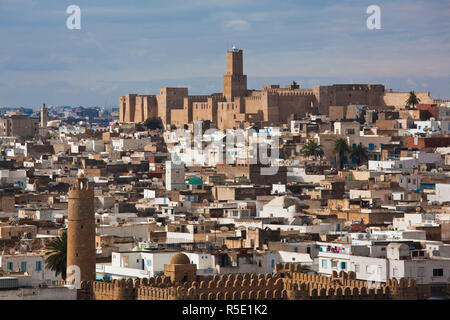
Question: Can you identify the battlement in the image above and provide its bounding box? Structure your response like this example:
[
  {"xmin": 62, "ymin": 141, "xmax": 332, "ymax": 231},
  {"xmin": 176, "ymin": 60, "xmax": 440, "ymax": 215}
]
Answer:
[
  {"xmin": 276, "ymin": 90, "xmax": 314, "ymax": 97},
  {"xmin": 245, "ymin": 96, "xmax": 262, "ymax": 101},
  {"xmin": 274, "ymin": 263, "xmax": 424, "ymax": 300},
  {"xmin": 68, "ymin": 176, "xmax": 92, "ymax": 192},
  {"xmin": 185, "ymin": 95, "xmax": 210, "ymax": 102},
  {"xmin": 76, "ymin": 273, "xmax": 287, "ymax": 300},
  {"xmin": 74, "ymin": 262, "xmax": 426, "ymax": 300}
]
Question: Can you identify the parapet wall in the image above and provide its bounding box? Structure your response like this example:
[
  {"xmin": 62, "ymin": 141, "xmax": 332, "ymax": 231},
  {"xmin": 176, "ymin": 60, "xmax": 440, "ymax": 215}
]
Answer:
[
  {"xmin": 73, "ymin": 263, "xmax": 426, "ymax": 300},
  {"xmin": 274, "ymin": 263, "xmax": 424, "ymax": 300}
]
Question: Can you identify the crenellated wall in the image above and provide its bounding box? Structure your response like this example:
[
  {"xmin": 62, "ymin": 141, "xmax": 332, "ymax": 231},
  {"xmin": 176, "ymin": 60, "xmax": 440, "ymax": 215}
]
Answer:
[
  {"xmin": 74, "ymin": 262, "xmax": 426, "ymax": 300},
  {"xmin": 274, "ymin": 263, "xmax": 425, "ymax": 300}
]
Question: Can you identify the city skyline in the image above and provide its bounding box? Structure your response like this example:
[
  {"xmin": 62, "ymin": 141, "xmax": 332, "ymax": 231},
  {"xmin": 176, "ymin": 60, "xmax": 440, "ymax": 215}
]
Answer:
[
  {"xmin": 0, "ymin": 0, "xmax": 449, "ymax": 108},
  {"xmin": 1, "ymin": 1, "xmax": 450, "ymax": 304}
]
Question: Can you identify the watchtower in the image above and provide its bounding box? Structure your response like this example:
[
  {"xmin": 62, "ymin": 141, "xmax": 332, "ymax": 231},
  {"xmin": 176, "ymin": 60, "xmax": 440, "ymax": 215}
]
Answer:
[
  {"xmin": 67, "ymin": 175, "xmax": 96, "ymax": 283},
  {"xmin": 223, "ymin": 46, "xmax": 247, "ymax": 101}
]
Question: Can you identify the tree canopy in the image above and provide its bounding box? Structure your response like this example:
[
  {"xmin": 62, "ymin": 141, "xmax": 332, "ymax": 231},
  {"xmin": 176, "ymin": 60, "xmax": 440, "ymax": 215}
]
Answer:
[
  {"xmin": 301, "ymin": 140, "xmax": 324, "ymax": 160},
  {"xmin": 143, "ymin": 117, "xmax": 164, "ymax": 130},
  {"xmin": 350, "ymin": 144, "xmax": 369, "ymax": 165},
  {"xmin": 45, "ymin": 231, "xmax": 67, "ymax": 279},
  {"xmin": 333, "ymin": 138, "xmax": 350, "ymax": 170},
  {"xmin": 406, "ymin": 91, "xmax": 421, "ymax": 108}
]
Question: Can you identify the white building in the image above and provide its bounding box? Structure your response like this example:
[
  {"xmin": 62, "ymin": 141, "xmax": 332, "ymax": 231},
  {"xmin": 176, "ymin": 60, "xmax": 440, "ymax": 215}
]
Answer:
[
  {"xmin": 0, "ymin": 253, "xmax": 62, "ymax": 285},
  {"xmin": 318, "ymin": 241, "xmax": 450, "ymax": 293},
  {"xmin": 96, "ymin": 251, "xmax": 215, "ymax": 280},
  {"xmin": 259, "ymin": 196, "xmax": 306, "ymax": 218},
  {"xmin": 85, "ymin": 139, "xmax": 105, "ymax": 153},
  {"xmin": 165, "ymin": 161, "xmax": 185, "ymax": 191},
  {"xmin": 428, "ymin": 184, "xmax": 450, "ymax": 204},
  {"xmin": 111, "ymin": 138, "xmax": 151, "ymax": 152}
]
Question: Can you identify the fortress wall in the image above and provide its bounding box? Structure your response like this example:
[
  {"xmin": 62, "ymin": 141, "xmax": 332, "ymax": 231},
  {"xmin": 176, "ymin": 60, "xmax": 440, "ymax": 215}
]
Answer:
[
  {"xmin": 274, "ymin": 263, "xmax": 424, "ymax": 300},
  {"xmin": 381, "ymin": 92, "xmax": 434, "ymax": 110},
  {"xmin": 244, "ymin": 95, "xmax": 265, "ymax": 117},
  {"xmin": 170, "ymin": 108, "xmax": 188, "ymax": 127},
  {"xmin": 193, "ymin": 101, "xmax": 214, "ymax": 122},
  {"xmin": 76, "ymin": 262, "xmax": 425, "ymax": 300},
  {"xmin": 276, "ymin": 94, "xmax": 317, "ymax": 123}
]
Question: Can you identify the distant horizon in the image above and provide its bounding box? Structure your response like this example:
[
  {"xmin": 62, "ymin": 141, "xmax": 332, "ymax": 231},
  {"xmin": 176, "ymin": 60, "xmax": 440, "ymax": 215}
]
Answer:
[
  {"xmin": 1, "ymin": 0, "xmax": 449, "ymax": 108},
  {"xmin": 1, "ymin": 73, "xmax": 449, "ymax": 110},
  {"xmin": 2, "ymin": 75, "xmax": 448, "ymax": 110}
]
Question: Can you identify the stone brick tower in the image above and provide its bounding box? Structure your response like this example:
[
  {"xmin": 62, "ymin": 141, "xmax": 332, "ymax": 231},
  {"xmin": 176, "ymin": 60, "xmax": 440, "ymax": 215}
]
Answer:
[
  {"xmin": 67, "ymin": 175, "xmax": 96, "ymax": 284},
  {"xmin": 40, "ymin": 103, "xmax": 47, "ymax": 128},
  {"xmin": 223, "ymin": 46, "xmax": 247, "ymax": 102}
]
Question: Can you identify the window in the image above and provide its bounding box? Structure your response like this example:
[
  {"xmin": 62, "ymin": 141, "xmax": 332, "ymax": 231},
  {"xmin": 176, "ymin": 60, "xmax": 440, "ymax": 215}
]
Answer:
[
  {"xmin": 433, "ymin": 269, "xmax": 443, "ymax": 277},
  {"xmin": 7, "ymin": 262, "xmax": 13, "ymax": 270},
  {"xmin": 340, "ymin": 262, "xmax": 347, "ymax": 270},
  {"xmin": 321, "ymin": 260, "xmax": 327, "ymax": 268},
  {"xmin": 355, "ymin": 264, "xmax": 360, "ymax": 272},
  {"xmin": 136, "ymin": 259, "xmax": 140, "ymax": 263},
  {"xmin": 147, "ymin": 260, "xmax": 152, "ymax": 266},
  {"xmin": 36, "ymin": 261, "xmax": 42, "ymax": 271},
  {"xmin": 331, "ymin": 261, "xmax": 337, "ymax": 269},
  {"xmin": 21, "ymin": 262, "xmax": 27, "ymax": 272}
]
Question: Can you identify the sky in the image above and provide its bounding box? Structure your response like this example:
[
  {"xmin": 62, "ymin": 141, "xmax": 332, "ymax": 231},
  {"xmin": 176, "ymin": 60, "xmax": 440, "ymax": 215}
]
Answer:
[{"xmin": 0, "ymin": 0, "xmax": 449, "ymax": 108}]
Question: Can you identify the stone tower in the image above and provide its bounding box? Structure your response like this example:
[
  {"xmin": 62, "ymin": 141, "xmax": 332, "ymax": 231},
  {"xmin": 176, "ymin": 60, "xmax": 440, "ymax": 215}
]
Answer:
[
  {"xmin": 40, "ymin": 103, "xmax": 48, "ymax": 128},
  {"xmin": 223, "ymin": 46, "xmax": 247, "ymax": 102},
  {"xmin": 164, "ymin": 253, "xmax": 197, "ymax": 283},
  {"xmin": 67, "ymin": 175, "xmax": 96, "ymax": 284}
]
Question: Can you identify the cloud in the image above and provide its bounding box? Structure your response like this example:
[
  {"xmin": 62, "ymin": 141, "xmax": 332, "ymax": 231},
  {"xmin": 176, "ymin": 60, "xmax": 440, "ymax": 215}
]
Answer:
[
  {"xmin": 223, "ymin": 19, "xmax": 250, "ymax": 31},
  {"xmin": 1, "ymin": 0, "xmax": 450, "ymax": 107}
]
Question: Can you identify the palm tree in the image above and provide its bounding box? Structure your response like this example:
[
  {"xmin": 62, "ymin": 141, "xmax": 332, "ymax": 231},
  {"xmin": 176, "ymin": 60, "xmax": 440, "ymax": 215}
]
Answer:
[
  {"xmin": 45, "ymin": 231, "xmax": 67, "ymax": 279},
  {"xmin": 406, "ymin": 91, "xmax": 421, "ymax": 109},
  {"xmin": 300, "ymin": 140, "xmax": 324, "ymax": 160},
  {"xmin": 333, "ymin": 138, "xmax": 350, "ymax": 170},
  {"xmin": 350, "ymin": 144, "xmax": 369, "ymax": 165}
]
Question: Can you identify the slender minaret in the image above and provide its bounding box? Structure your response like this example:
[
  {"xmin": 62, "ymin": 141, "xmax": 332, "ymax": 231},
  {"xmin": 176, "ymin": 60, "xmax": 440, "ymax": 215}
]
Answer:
[
  {"xmin": 67, "ymin": 175, "xmax": 96, "ymax": 284},
  {"xmin": 40, "ymin": 103, "xmax": 48, "ymax": 128}
]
